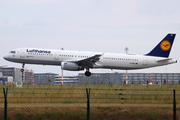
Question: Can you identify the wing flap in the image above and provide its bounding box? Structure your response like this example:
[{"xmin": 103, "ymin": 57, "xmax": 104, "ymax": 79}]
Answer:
[
  {"xmin": 66, "ymin": 53, "xmax": 103, "ymax": 68},
  {"xmin": 76, "ymin": 54, "xmax": 102, "ymax": 67}
]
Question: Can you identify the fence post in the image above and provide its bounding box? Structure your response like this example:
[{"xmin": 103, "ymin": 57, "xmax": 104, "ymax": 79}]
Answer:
[
  {"xmin": 3, "ymin": 88, "xmax": 8, "ymax": 120},
  {"xmin": 173, "ymin": 89, "xmax": 176, "ymax": 120},
  {"xmin": 86, "ymin": 88, "xmax": 90, "ymax": 120}
]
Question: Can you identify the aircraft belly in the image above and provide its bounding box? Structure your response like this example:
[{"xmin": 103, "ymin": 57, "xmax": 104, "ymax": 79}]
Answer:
[
  {"xmin": 6, "ymin": 58, "xmax": 61, "ymax": 66},
  {"xmin": 27, "ymin": 59, "xmax": 61, "ymax": 65},
  {"xmin": 100, "ymin": 60, "xmax": 142, "ymax": 70}
]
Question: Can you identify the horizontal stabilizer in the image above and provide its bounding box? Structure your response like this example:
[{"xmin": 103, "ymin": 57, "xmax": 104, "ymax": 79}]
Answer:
[{"xmin": 156, "ymin": 58, "xmax": 172, "ymax": 62}]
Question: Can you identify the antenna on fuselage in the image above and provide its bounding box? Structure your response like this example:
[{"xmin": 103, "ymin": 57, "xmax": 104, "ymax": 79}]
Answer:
[{"xmin": 125, "ymin": 47, "xmax": 129, "ymax": 54}]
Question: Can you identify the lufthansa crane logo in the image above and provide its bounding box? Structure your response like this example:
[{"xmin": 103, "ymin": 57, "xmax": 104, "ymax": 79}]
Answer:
[{"xmin": 160, "ymin": 40, "xmax": 171, "ymax": 51}]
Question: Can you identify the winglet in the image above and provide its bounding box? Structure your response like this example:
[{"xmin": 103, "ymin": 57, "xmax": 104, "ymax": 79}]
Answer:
[{"xmin": 145, "ymin": 34, "xmax": 176, "ymax": 58}]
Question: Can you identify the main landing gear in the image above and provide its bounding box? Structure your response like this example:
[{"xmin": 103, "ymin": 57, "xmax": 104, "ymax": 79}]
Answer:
[
  {"xmin": 85, "ymin": 71, "xmax": 91, "ymax": 77},
  {"xmin": 85, "ymin": 68, "xmax": 91, "ymax": 77}
]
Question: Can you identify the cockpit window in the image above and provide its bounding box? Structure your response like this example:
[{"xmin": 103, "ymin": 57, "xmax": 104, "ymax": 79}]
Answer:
[{"xmin": 9, "ymin": 51, "xmax": 15, "ymax": 54}]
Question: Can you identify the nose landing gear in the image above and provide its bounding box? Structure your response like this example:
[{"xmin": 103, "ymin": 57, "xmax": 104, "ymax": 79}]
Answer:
[
  {"xmin": 21, "ymin": 63, "xmax": 25, "ymax": 82},
  {"xmin": 21, "ymin": 63, "xmax": 25, "ymax": 72}
]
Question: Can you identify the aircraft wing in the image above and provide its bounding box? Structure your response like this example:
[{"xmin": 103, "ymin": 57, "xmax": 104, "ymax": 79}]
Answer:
[{"xmin": 74, "ymin": 54, "xmax": 103, "ymax": 68}]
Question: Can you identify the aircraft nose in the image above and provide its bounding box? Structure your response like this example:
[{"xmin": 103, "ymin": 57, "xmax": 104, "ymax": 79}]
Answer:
[{"xmin": 3, "ymin": 54, "xmax": 9, "ymax": 60}]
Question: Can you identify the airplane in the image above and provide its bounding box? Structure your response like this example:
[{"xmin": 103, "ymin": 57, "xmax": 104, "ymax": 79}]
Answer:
[{"xmin": 3, "ymin": 33, "xmax": 177, "ymax": 77}]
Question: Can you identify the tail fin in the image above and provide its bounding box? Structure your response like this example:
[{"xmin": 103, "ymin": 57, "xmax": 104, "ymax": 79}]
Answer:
[{"xmin": 145, "ymin": 33, "xmax": 176, "ymax": 58}]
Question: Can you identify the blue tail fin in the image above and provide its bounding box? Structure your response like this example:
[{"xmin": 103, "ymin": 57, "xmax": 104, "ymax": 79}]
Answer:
[{"xmin": 145, "ymin": 33, "xmax": 176, "ymax": 58}]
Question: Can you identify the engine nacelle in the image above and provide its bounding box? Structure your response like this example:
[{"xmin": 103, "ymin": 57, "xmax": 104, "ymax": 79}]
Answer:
[{"xmin": 61, "ymin": 62, "xmax": 83, "ymax": 71}]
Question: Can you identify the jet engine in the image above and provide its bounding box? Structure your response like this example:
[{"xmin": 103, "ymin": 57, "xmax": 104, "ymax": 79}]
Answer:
[{"xmin": 61, "ymin": 62, "xmax": 83, "ymax": 71}]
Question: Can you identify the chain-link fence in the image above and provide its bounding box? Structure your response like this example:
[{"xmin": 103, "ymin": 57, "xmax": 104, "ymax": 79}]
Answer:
[{"xmin": 0, "ymin": 84, "xmax": 179, "ymax": 120}]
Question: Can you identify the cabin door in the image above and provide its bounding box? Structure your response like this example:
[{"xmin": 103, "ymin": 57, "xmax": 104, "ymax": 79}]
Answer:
[
  {"xmin": 20, "ymin": 49, "xmax": 25, "ymax": 58},
  {"xmin": 54, "ymin": 51, "xmax": 59, "ymax": 60},
  {"xmin": 143, "ymin": 57, "xmax": 148, "ymax": 66}
]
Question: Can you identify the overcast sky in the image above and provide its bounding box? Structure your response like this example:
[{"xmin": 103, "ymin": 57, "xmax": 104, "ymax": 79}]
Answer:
[{"xmin": 0, "ymin": 0, "xmax": 180, "ymax": 75}]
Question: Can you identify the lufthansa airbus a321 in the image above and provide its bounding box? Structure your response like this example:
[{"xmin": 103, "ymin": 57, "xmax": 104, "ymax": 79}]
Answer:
[{"xmin": 3, "ymin": 34, "xmax": 177, "ymax": 77}]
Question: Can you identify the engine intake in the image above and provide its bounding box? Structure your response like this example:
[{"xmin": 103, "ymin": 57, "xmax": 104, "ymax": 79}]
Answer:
[{"xmin": 61, "ymin": 62, "xmax": 83, "ymax": 71}]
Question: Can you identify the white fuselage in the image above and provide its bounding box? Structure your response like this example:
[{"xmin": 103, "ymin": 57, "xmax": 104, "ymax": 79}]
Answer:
[{"xmin": 3, "ymin": 48, "xmax": 177, "ymax": 70}]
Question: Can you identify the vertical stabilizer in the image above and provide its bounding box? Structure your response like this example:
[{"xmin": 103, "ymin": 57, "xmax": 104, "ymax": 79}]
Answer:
[{"xmin": 145, "ymin": 34, "xmax": 176, "ymax": 58}]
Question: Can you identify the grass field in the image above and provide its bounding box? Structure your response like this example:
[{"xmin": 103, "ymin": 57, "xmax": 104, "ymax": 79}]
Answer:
[
  {"xmin": 0, "ymin": 84, "xmax": 179, "ymax": 104},
  {"xmin": 0, "ymin": 84, "xmax": 179, "ymax": 120},
  {"xmin": 0, "ymin": 105, "xmax": 178, "ymax": 120}
]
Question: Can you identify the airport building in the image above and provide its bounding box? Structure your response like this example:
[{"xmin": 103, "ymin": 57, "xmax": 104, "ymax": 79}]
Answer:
[
  {"xmin": 78, "ymin": 73, "xmax": 180, "ymax": 85},
  {"xmin": 55, "ymin": 75, "xmax": 78, "ymax": 85},
  {"xmin": 1, "ymin": 67, "xmax": 180, "ymax": 85},
  {"xmin": 0, "ymin": 67, "xmax": 24, "ymax": 83},
  {"xmin": 25, "ymin": 69, "xmax": 34, "ymax": 84},
  {"xmin": 34, "ymin": 73, "xmax": 58, "ymax": 84}
]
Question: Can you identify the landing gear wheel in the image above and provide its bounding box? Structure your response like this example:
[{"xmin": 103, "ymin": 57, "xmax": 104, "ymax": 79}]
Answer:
[
  {"xmin": 85, "ymin": 71, "xmax": 91, "ymax": 77},
  {"xmin": 20, "ymin": 63, "xmax": 25, "ymax": 82},
  {"xmin": 21, "ymin": 69, "xmax": 24, "ymax": 72},
  {"xmin": 21, "ymin": 63, "xmax": 25, "ymax": 72}
]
